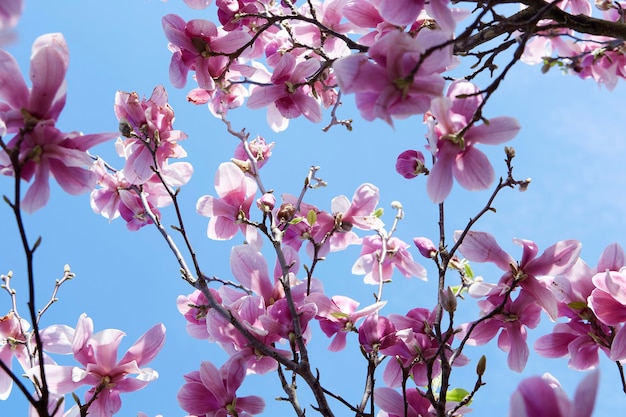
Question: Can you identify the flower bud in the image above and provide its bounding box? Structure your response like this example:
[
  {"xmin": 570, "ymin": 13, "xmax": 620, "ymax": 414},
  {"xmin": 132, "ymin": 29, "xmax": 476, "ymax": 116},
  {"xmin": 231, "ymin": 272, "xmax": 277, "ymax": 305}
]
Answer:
[
  {"xmin": 277, "ymin": 203, "xmax": 296, "ymax": 223},
  {"xmin": 395, "ymin": 150, "xmax": 428, "ymax": 179},
  {"xmin": 440, "ymin": 286, "xmax": 457, "ymax": 313},
  {"xmin": 257, "ymin": 193, "xmax": 276, "ymax": 213},
  {"xmin": 414, "ymin": 237, "xmax": 437, "ymax": 258}
]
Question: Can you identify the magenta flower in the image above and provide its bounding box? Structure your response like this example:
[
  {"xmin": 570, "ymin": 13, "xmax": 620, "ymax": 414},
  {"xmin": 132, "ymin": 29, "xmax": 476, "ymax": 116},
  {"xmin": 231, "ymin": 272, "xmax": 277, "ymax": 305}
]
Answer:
[
  {"xmin": 458, "ymin": 291, "xmax": 542, "ymax": 372},
  {"xmin": 0, "ymin": 33, "xmax": 116, "ymax": 212},
  {"xmin": 0, "ymin": 312, "xmax": 30, "ymax": 400},
  {"xmin": 177, "ymin": 357, "xmax": 265, "ymax": 417},
  {"xmin": 41, "ymin": 314, "xmax": 165, "ymax": 417},
  {"xmin": 509, "ymin": 370, "xmax": 599, "ymax": 417},
  {"xmin": 352, "ymin": 235, "xmax": 427, "ymax": 284},
  {"xmin": 309, "ymin": 294, "xmax": 386, "ymax": 351},
  {"xmin": 333, "ymin": 29, "xmax": 453, "ymax": 125},
  {"xmin": 162, "ymin": 14, "xmax": 251, "ymax": 91},
  {"xmin": 375, "ymin": 387, "xmax": 434, "ymax": 417},
  {"xmin": 196, "ymin": 162, "xmax": 259, "ymax": 244},
  {"xmin": 455, "ymin": 230, "xmax": 581, "ymax": 320},
  {"xmin": 426, "ymin": 80, "xmax": 520, "ymax": 203},
  {"xmin": 247, "ymin": 53, "xmax": 323, "ymax": 132},
  {"xmin": 589, "ymin": 270, "xmax": 626, "ymax": 360}
]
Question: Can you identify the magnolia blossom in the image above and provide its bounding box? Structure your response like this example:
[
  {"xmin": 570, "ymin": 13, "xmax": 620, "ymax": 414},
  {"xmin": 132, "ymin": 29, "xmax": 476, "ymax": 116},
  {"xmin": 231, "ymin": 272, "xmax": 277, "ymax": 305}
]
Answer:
[
  {"xmin": 455, "ymin": 230, "xmax": 581, "ymax": 320},
  {"xmin": 248, "ymin": 53, "xmax": 323, "ymax": 132},
  {"xmin": 509, "ymin": 370, "xmax": 599, "ymax": 417},
  {"xmin": 196, "ymin": 161, "xmax": 259, "ymax": 244},
  {"xmin": 40, "ymin": 314, "xmax": 165, "ymax": 417},
  {"xmin": 0, "ymin": 312, "xmax": 30, "ymax": 400},
  {"xmin": 162, "ymin": 14, "xmax": 251, "ymax": 91},
  {"xmin": 334, "ymin": 29, "xmax": 454, "ymax": 125},
  {"xmin": 0, "ymin": 0, "xmax": 22, "ymax": 31},
  {"xmin": 177, "ymin": 358, "xmax": 265, "ymax": 417},
  {"xmin": 426, "ymin": 80, "xmax": 521, "ymax": 203},
  {"xmin": 352, "ymin": 235, "xmax": 427, "ymax": 284},
  {"xmin": 0, "ymin": 33, "xmax": 116, "ymax": 212}
]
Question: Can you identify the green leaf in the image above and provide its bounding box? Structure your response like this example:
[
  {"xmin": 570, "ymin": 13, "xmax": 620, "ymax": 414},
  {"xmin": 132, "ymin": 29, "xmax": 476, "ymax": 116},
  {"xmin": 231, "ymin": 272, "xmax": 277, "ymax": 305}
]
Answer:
[
  {"xmin": 307, "ymin": 209, "xmax": 317, "ymax": 226},
  {"xmin": 447, "ymin": 388, "xmax": 470, "ymax": 404},
  {"xmin": 464, "ymin": 263, "xmax": 474, "ymax": 279},
  {"xmin": 374, "ymin": 208, "xmax": 384, "ymax": 218},
  {"xmin": 567, "ymin": 301, "xmax": 587, "ymax": 310},
  {"xmin": 289, "ymin": 217, "xmax": 304, "ymax": 225}
]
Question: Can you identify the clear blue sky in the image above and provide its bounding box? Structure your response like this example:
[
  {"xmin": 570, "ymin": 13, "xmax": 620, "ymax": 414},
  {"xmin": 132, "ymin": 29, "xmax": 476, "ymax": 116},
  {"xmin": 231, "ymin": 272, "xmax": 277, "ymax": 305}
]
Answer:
[{"xmin": 2, "ymin": 0, "xmax": 626, "ymax": 416}]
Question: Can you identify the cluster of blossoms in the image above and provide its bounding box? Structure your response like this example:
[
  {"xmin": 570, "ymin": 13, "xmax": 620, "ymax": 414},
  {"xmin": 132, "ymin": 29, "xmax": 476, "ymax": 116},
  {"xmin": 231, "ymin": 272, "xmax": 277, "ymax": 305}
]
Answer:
[
  {"xmin": 522, "ymin": 0, "xmax": 626, "ymax": 89},
  {"xmin": 3, "ymin": 0, "xmax": 626, "ymax": 415}
]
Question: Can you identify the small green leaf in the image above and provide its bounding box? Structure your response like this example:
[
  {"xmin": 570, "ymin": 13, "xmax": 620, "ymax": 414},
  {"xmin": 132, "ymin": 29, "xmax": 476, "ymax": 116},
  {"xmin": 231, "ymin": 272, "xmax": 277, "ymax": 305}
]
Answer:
[
  {"xmin": 374, "ymin": 208, "xmax": 384, "ymax": 218},
  {"xmin": 289, "ymin": 217, "xmax": 304, "ymax": 225},
  {"xmin": 568, "ymin": 301, "xmax": 587, "ymax": 310},
  {"xmin": 331, "ymin": 311, "xmax": 349, "ymax": 319},
  {"xmin": 447, "ymin": 388, "xmax": 470, "ymax": 404},
  {"xmin": 307, "ymin": 209, "xmax": 317, "ymax": 226}
]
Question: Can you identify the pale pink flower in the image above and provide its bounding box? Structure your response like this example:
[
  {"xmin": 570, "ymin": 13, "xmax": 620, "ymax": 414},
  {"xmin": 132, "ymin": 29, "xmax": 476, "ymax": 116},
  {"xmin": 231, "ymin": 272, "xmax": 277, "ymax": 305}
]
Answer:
[
  {"xmin": 375, "ymin": 386, "xmax": 434, "ymax": 417},
  {"xmin": 233, "ymin": 135, "xmax": 274, "ymax": 170},
  {"xmin": 0, "ymin": 33, "xmax": 68, "ymax": 131},
  {"xmin": 509, "ymin": 370, "xmax": 599, "ymax": 417},
  {"xmin": 0, "ymin": 312, "xmax": 30, "ymax": 400},
  {"xmin": 247, "ymin": 53, "xmax": 323, "ymax": 132},
  {"xmin": 426, "ymin": 80, "xmax": 520, "ymax": 203},
  {"xmin": 352, "ymin": 235, "xmax": 427, "ymax": 284},
  {"xmin": 41, "ymin": 314, "xmax": 165, "ymax": 417},
  {"xmin": 177, "ymin": 357, "xmax": 265, "ymax": 417},
  {"xmin": 196, "ymin": 162, "xmax": 259, "ymax": 244}
]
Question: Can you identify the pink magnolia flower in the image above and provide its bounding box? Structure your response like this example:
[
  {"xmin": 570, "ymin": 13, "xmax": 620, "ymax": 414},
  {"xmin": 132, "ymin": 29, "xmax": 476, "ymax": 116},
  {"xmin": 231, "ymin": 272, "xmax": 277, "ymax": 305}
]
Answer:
[
  {"xmin": 509, "ymin": 370, "xmax": 599, "ymax": 417},
  {"xmin": 375, "ymin": 386, "xmax": 434, "ymax": 417},
  {"xmin": 0, "ymin": 33, "xmax": 116, "ymax": 212},
  {"xmin": 41, "ymin": 314, "xmax": 165, "ymax": 417},
  {"xmin": 333, "ymin": 29, "xmax": 453, "ymax": 125},
  {"xmin": 196, "ymin": 161, "xmax": 259, "ymax": 244},
  {"xmin": 455, "ymin": 230, "xmax": 581, "ymax": 320},
  {"xmin": 589, "ymin": 269, "xmax": 626, "ymax": 360},
  {"xmin": 426, "ymin": 80, "xmax": 521, "ymax": 203},
  {"xmin": 247, "ymin": 53, "xmax": 323, "ymax": 132},
  {"xmin": 308, "ymin": 294, "xmax": 386, "ymax": 351},
  {"xmin": 233, "ymin": 135, "xmax": 274, "ymax": 170},
  {"xmin": 352, "ymin": 235, "xmax": 427, "ymax": 284},
  {"xmin": 162, "ymin": 14, "xmax": 252, "ymax": 91},
  {"xmin": 458, "ymin": 291, "xmax": 542, "ymax": 372},
  {"xmin": 0, "ymin": 312, "xmax": 30, "ymax": 400},
  {"xmin": 0, "ymin": 33, "xmax": 68, "ymax": 131},
  {"xmin": 177, "ymin": 357, "xmax": 265, "ymax": 417}
]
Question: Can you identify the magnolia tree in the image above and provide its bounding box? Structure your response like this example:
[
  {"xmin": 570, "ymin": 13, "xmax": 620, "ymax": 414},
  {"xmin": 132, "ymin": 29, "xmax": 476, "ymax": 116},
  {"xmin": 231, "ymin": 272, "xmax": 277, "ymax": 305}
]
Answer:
[{"xmin": 1, "ymin": 0, "xmax": 626, "ymax": 416}]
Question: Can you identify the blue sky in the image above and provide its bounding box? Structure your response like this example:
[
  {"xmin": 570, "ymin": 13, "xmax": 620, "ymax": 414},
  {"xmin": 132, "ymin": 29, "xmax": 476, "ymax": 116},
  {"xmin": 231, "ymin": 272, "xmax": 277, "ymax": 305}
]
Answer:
[{"xmin": 2, "ymin": 0, "xmax": 626, "ymax": 416}]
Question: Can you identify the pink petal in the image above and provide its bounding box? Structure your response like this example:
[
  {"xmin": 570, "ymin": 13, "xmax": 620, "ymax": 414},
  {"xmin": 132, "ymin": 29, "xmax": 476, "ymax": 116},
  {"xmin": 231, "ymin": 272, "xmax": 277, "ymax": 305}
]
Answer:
[
  {"xmin": 230, "ymin": 245, "xmax": 273, "ymax": 300},
  {"xmin": 609, "ymin": 325, "xmax": 626, "ymax": 361},
  {"xmin": 454, "ymin": 230, "xmax": 514, "ymax": 271},
  {"xmin": 237, "ymin": 395, "xmax": 265, "ymax": 415},
  {"xmin": 426, "ymin": 145, "xmax": 456, "ymax": 203},
  {"xmin": 597, "ymin": 242, "xmax": 626, "ymax": 272},
  {"xmin": 22, "ymin": 161, "xmax": 51, "ymax": 213},
  {"xmin": 119, "ymin": 323, "xmax": 166, "ymax": 367},
  {"xmin": 379, "ymin": 0, "xmax": 424, "ymax": 26},
  {"xmin": 573, "ymin": 370, "xmax": 600, "ymax": 417},
  {"xmin": 527, "ymin": 240, "xmax": 581, "ymax": 276},
  {"xmin": 0, "ymin": 50, "xmax": 28, "ymax": 109},
  {"xmin": 28, "ymin": 34, "xmax": 68, "ymax": 119},
  {"xmin": 447, "ymin": 80, "xmax": 481, "ymax": 121},
  {"xmin": 534, "ymin": 333, "xmax": 575, "ymax": 358},
  {"xmin": 452, "ymin": 146, "xmax": 495, "ymax": 191},
  {"xmin": 465, "ymin": 116, "xmax": 521, "ymax": 145}
]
